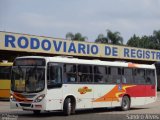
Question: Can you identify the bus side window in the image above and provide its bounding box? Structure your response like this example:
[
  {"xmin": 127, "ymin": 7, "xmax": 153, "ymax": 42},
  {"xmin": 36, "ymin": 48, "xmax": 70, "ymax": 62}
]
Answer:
[
  {"xmin": 94, "ymin": 66, "xmax": 106, "ymax": 83},
  {"xmin": 78, "ymin": 65, "xmax": 93, "ymax": 83},
  {"xmin": 122, "ymin": 68, "xmax": 133, "ymax": 84},
  {"xmin": 64, "ymin": 64, "xmax": 77, "ymax": 83},
  {"xmin": 133, "ymin": 69, "xmax": 145, "ymax": 84},
  {"xmin": 146, "ymin": 69, "xmax": 155, "ymax": 85},
  {"xmin": 106, "ymin": 67, "xmax": 112, "ymax": 84},
  {"xmin": 110, "ymin": 67, "xmax": 121, "ymax": 84}
]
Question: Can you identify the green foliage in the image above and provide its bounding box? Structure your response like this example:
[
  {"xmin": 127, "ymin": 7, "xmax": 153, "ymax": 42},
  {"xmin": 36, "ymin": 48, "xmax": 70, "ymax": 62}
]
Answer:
[
  {"xmin": 66, "ymin": 32, "xmax": 87, "ymax": 41},
  {"xmin": 66, "ymin": 30, "xmax": 160, "ymax": 50},
  {"xmin": 95, "ymin": 34, "xmax": 108, "ymax": 44},
  {"xmin": 95, "ymin": 29, "xmax": 123, "ymax": 45},
  {"xmin": 127, "ymin": 30, "xmax": 160, "ymax": 50}
]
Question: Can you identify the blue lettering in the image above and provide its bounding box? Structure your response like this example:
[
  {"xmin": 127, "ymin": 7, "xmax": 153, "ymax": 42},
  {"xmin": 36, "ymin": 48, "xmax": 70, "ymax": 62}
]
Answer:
[
  {"xmin": 143, "ymin": 50, "xmax": 145, "ymax": 59},
  {"xmin": 146, "ymin": 51, "xmax": 150, "ymax": 59},
  {"xmin": 68, "ymin": 43, "xmax": 76, "ymax": 53},
  {"xmin": 78, "ymin": 43, "xmax": 86, "ymax": 54},
  {"xmin": 105, "ymin": 46, "xmax": 111, "ymax": 55},
  {"xmin": 124, "ymin": 48, "xmax": 129, "ymax": 57},
  {"xmin": 156, "ymin": 52, "xmax": 160, "ymax": 60},
  {"xmin": 5, "ymin": 35, "xmax": 16, "ymax": 48},
  {"xmin": 151, "ymin": 51, "xmax": 155, "ymax": 59},
  {"xmin": 53, "ymin": 41, "xmax": 62, "ymax": 52},
  {"xmin": 131, "ymin": 49, "xmax": 136, "ymax": 58},
  {"xmin": 31, "ymin": 38, "xmax": 40, "ymax": 49},
  {"xmin": 18, "ymin": 36, "xmax": 28, "ymax": 49},
  {"xmin": 87, "ymin": 44, "xmax": 90, "ymax": 54},
  {"xmin": 91, "ymin": 45, "xmax": 98, "ymax": 55},
  {"xmin": 63, "ymin": 42, "xmax": 67, "ymax": 52},
  {"xmin": 112, "ymin": 47, "xmax": 118, "ymax": 56},
  {"xmin": 42, "ymin": 39, "xmax": 51, "ymax": 51},
  {"xmin": 137, "ymin": 50, "xmax": 142, "ymax": 58}
]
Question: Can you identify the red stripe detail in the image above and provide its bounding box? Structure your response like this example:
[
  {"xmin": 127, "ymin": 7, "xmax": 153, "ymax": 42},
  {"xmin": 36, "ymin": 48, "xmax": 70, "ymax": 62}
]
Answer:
[{"xmin": 124, "ymin": 85, "xmax": 156, "ymax": 97}]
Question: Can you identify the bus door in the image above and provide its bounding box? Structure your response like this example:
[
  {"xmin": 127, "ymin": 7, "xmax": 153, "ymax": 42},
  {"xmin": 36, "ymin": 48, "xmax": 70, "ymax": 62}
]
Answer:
[{"xmin": 46, "ymin": 63, "xmax": 63, "ymax": 110}]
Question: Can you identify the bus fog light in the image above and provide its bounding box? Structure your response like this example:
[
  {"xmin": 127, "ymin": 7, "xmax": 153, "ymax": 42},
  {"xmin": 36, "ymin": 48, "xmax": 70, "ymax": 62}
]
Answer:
[{"xmin": 34, "ymin": 94, "xmax": 45, "ymax": 103}]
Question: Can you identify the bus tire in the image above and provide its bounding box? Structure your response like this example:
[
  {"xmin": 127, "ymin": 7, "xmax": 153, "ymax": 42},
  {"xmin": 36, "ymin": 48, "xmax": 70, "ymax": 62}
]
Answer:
[
  {"xmin": 63, "ymin": 98, "xmax": 72, "ymax": 116},
  {"xmin": 33, "ymin": 110, "xmax": 41, "ymax": 115},
  {"xmin": 121, "ymin": 96, "xmax": 130, "ymax": 111}
]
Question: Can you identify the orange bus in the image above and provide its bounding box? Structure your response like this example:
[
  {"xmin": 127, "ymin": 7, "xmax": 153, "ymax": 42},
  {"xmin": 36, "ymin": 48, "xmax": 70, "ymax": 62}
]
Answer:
[{"xmin": 0, "ymin": 61, "xmax": 13, "ymax": 99}]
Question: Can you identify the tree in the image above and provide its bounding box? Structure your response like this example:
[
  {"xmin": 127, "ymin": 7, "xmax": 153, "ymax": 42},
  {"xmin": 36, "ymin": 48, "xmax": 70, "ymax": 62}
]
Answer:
[
  {"xmin": 127, "ymin": 34, "xmax": 159, "ymax": 50},
  {"xmin": 95, "ymin": 34, "xmax": 108, "ymax": 43},
  {"xmin": 127, "ymin": 34, "xmax": 141, "ymax": 47},
  {"xmin": 66, "ymin": 32, "xmax": 74, "ymax": 40},
  {"xmin": 95, "ymin": 29, "xmax": 123, "ymax": 45},
  {"xmin": 106, "ymin": 29, "xmax": 123, "ymax": 45},
  {"xmin": 153, "ymin": 30, "xmax": 160, "ymax": 44},
  {"xmin": 66, "ymin": 32, "xmax": 87, "ymax": 41}
]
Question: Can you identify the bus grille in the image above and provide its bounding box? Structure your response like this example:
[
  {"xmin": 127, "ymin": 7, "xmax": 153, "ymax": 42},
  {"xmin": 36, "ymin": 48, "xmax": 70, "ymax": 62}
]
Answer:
[{"xmin": 19, "ymin": 103, "xmax": 31, "ymax": 107}]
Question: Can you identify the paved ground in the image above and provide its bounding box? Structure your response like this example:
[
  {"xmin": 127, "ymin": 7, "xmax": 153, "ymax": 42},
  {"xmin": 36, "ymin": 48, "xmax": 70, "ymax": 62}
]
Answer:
[{"xmin": 0, "ymin": 92, "xmax": 160, "ymax": 120}]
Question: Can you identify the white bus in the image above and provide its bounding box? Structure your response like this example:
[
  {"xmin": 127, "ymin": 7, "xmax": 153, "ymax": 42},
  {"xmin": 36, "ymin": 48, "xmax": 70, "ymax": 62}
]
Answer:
[{"xmin": 10, "ymin": 56, "xmax": 157, "ymax": 115}]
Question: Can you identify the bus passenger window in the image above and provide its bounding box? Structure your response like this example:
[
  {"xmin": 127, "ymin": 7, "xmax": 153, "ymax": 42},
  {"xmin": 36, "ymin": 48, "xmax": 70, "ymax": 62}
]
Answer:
[
  {"xmin": 122, "ymin": 68, "xmax": 133, "ymax": 84},
  {"xmin": 94, "ymin": 66, "xmax": 107, "ymax": 83},
  {"xmin": 122, "ymin": 76, "xmax": 127, "ymax": 83},
  {"xmin": 64, "ymin": 64, "xmax": 77, "ymax": 83},
  {"xmin": 78, "ymin": 65, "xmax": 93, "ymax": 83},
  {"xmin": 146, "ymin": 69, "xmax": 155, "ymax": 85},
  {"xmin": 106, "ymin": 67, "xmax": 112, "ymax": 83},
  {"xmin": 133, "ymin": 69, "xmax": 145, "ymax": 84},
  {"xmin": 110, "ymin": 67, "xmax": 122, "ymax": 84}
]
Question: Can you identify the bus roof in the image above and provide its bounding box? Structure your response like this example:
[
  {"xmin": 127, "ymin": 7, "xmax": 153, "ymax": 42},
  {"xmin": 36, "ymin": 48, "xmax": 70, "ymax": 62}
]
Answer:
[{"xmin": 15, "ymin": 56, "xmax": 155, "ymax": 69}]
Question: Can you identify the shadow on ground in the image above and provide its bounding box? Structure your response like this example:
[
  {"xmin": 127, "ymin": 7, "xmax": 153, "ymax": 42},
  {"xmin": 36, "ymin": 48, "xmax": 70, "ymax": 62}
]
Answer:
[{"xmin": 15, "ymin": 107, "xmax": 149, "ymax": 118}]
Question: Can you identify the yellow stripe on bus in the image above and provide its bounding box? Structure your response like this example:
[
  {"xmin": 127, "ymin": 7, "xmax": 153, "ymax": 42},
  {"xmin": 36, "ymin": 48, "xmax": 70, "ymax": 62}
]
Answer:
[
  {"xmin": 0, "ymin": 80, "xmax": 10, "ymax": 89},
  {"xmin": 0, "ymin": 89, "xmax": 10, "ymax": 98}
]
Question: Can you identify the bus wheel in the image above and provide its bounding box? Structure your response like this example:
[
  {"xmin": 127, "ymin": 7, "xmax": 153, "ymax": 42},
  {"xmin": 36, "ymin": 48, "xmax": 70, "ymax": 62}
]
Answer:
[
  {"xmin": 33, "ymin": 110, "xmax": 41, "ymax": 115},
  {"xmin": 121, "ymin": 96, "xmax": 130, "ymax": 111},
  {"xmin": 63, "ymin": 98, "xmax": 72, "ymax": 116}
]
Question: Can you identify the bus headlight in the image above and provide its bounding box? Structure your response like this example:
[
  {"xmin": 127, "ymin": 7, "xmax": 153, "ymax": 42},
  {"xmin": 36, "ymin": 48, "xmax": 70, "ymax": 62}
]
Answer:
[
  {"xmin": 10, "ymin": 95, "xmax": 16, "ymax": 101},
  {"xmin": 34, "ymin": 94, "xmax": 45, "ymax": 103}
]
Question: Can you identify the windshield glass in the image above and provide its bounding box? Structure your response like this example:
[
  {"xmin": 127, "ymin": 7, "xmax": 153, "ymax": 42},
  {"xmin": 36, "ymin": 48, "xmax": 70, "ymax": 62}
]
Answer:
[{"xmin": 11, "ymin": 66, "xmax": 45, "ymax": 93}]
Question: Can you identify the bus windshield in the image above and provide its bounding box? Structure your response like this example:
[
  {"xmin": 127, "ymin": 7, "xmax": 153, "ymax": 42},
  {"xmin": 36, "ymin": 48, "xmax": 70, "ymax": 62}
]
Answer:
[{"xmin": 11, "ymin": 66, "xmax": 45, "ymax": 93}]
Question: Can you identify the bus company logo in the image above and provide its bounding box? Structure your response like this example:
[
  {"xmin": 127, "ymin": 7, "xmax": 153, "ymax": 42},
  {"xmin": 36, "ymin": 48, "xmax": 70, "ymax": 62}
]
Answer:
[{"xmin": 78, "ymin": 86, "xmax": 92, "ymax": 94}]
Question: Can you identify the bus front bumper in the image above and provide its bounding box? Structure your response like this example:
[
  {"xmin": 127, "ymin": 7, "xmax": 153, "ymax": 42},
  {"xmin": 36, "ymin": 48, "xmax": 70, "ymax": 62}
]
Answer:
[{"xmin": 10, "ymin": 101, "xmax": 46, "ymax": 111}]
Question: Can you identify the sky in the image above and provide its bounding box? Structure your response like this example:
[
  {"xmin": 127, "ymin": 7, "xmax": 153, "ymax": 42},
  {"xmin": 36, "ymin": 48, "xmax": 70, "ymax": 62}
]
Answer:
[{"xmin": 0, "ymin": 0, "xmax": 160, "ymax": 43}]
